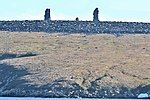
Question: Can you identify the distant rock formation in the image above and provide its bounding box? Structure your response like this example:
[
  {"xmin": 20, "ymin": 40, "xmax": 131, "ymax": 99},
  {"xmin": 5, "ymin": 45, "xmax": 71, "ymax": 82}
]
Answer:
[
  {"xmin": 1, "ymin": 7, "xmax": 150, "ymax": 34},
  {"xmin": 44, "ymin": 9, "xmax": 51, "ymax": 20},
  {"xmin": 76, "ymin": 17, "xmax": 79, "ymax": 21},
  {"xmin": 93, "ymin": 8, "xmax": 99, "ymax": 22}
]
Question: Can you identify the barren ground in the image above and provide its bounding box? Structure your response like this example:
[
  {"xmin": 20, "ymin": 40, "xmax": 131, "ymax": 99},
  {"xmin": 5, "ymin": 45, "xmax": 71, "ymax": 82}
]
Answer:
[{"xmin": 0, "ymin": 31, "xmax": 150, "ymax": 97}]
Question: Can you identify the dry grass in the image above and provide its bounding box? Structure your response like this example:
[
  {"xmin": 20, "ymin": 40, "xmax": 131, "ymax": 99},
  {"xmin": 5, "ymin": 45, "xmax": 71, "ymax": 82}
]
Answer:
[{"xmin": 0, "ymin": 31, "xmax": 150, "ymax": 89}]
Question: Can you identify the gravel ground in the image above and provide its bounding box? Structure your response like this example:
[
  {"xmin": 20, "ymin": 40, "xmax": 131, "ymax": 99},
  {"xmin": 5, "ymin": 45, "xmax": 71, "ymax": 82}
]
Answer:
[{"xmin": 0, "ymin": 31, "xmax": 150, "ymax": 98}]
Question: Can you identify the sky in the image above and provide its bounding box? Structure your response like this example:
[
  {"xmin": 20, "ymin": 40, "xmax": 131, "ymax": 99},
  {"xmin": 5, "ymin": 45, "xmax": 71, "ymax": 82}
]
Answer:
[{"xmin": 0, "ymin": 0, "xmax": 150, "ymax": 22}]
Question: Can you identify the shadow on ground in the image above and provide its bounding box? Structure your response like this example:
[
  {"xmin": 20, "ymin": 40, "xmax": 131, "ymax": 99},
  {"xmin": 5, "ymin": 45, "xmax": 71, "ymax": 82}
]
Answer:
[
  {"xmin": 0, "ymin": 52, "xmax": 38, "ymax": 60},
  {"xmin": 0, "ymin": 54, "xmax": 17, "ymax": 60},
  {"xmin": 0, "ymin": 63, "xmax": 149, "ymax": 99},
  {"xmin": 0, "ymin": 63, "xmax": 29, "ymax": 96}
]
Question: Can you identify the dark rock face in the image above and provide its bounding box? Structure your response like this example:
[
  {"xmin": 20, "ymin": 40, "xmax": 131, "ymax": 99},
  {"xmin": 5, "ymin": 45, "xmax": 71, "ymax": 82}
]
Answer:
[
  {"xmin": 93, "ymin": 8, "xmax": 99, "ymax": 22},
  {"xmin": 44, "ymin": 9, "xmax": 51, "ymax": 21}
]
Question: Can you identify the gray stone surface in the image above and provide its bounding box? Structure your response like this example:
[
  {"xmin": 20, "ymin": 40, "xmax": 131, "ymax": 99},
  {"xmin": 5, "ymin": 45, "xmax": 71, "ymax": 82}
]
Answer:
[
  {"xmin": 93, "ymin": 8, "xmax": 99, "ymax": 22},
  {"xmin": 44, "ymin": 9, "xmax": 51, "ymax": 21},
  {"xmin": 0, "ymin": 20, "xmax": 150, "ymax": 34}
]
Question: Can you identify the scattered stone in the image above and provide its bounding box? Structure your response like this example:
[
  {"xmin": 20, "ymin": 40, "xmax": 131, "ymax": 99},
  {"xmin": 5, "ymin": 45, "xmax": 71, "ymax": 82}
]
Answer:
[{"xmin": 1, "ymin": 19, "xmax": 150, "ymax": 34}]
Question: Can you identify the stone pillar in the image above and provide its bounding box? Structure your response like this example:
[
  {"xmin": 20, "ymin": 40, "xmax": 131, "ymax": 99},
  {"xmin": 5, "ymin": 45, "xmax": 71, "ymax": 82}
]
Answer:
[
  {"xmin": 44, "ymin": 9, "xmax": 51, "ymax": 20},
  {"xmin": 93, "ymin": 8, "xmax": 99, "ymax": 22}
]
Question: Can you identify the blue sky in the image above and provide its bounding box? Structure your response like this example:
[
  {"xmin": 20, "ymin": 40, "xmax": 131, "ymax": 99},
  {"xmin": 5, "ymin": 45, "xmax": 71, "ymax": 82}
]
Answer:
[{"xmin": 0, "ymin": 0, "xmax": 150, "ymax": 22}]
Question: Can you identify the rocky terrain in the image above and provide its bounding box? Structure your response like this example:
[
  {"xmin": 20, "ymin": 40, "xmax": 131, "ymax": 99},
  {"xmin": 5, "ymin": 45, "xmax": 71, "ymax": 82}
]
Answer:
[
  {"xmin": 1, "ymin": 20, "xmax": 150, "ymax": 34},
  {"xmin": 0, "ymin": 31, "xmax": 150, "ymax": 98}
]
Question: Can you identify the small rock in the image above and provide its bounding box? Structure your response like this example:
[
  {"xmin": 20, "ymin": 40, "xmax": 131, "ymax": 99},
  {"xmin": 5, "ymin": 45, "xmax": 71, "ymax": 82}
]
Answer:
[{"xmin": 138, "ymin": 93, "xmax": 149, "ymax": 98}]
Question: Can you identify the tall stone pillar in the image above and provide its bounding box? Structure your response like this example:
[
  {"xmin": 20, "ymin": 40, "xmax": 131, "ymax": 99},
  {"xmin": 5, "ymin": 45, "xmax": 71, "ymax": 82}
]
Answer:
[
  {"xmin": 44, "ymin": 9, "xmax": 51, "ymax": 20},
  {"xmin": 93, "ymin": 8, "xmax": 99, "ymax": 22}
]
